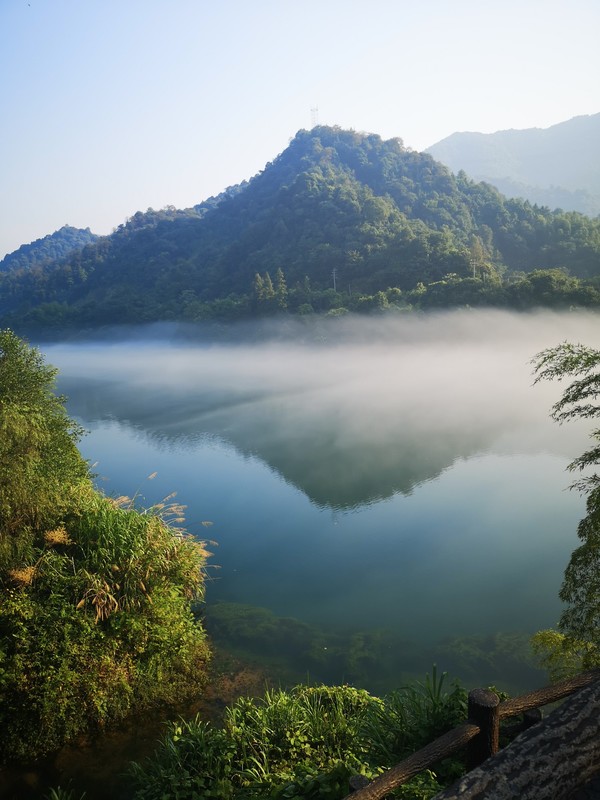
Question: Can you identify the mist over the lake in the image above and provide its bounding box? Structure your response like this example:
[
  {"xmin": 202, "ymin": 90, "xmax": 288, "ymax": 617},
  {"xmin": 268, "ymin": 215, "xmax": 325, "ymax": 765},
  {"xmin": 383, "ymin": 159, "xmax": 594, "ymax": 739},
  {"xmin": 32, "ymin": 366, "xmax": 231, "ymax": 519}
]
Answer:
[
  {"xmin": 39, "ymin": 309, "xmax": 599, "ymax": 690},
  {"xmin": 47, "ymin": 309, "xmax": 596, "ymax": 481}
]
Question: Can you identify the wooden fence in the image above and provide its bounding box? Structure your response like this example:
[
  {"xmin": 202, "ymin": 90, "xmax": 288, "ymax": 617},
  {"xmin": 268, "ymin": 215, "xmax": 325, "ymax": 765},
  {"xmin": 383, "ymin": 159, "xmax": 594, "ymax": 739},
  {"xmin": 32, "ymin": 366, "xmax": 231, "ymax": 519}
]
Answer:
[{"xmin": 345, "ymin": 668, "xmax": 600, "ymax": 800}]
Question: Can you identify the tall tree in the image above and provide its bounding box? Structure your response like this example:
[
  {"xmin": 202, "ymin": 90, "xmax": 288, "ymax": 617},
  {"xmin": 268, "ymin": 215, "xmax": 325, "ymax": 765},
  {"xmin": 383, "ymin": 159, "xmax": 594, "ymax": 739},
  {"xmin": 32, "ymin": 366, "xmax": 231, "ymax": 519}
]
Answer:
[
  {"xmin": 532, "ymin": 343, "xmax": 600, "ymax": 676},
  {"xmin": 253, "ymin": 272, "xmax": 265, "ymax": 302},
  {"xmin": 263, "ymin": 271, "xmax": 275, "ymax": 300},
  {"xmin": 275, "ymin": 267, "xmax": 288, "ymax": 310}
]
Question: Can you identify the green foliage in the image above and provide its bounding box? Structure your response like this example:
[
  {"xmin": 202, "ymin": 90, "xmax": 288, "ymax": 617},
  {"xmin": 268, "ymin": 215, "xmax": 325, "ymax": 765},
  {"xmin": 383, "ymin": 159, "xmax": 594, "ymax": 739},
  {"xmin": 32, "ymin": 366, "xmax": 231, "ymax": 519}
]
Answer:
[
  {"xmin": 361, "ymin": 667, "xmax": 467, "ymax": 786},
  {"xmin": 534, "ymin": 342, "xmax": 600, "ymax": 489},
  {"xmin": 0, "ymin": 225, "xmax": 98, "ymax": 274},
  {"xmin": 44, "ymin": 786, "xmax": 86, "ymax": 800},
  {"xmin": 0, "ymin": 329, "xmax": 89, "ymax": 537},
  {"xmin": 129, "ymin": 673, "xmax": 470, "ymax": 800},
  {"xmin": 531, "ymin": 629, "xmax": 597, "ymax": 681},
  {"xmin": 557, "ymin": 487, "xmax": 600, "ymax": 657},
  {"xmin": 0, "ymin": 332, "xmax": 210, "ymax": 760},
  {"xmin": 532, "ymin": 343, "xmax": 600, "ymax": 675},
  {"xmin": 0, "ymin": 489, "xmax": 211, "ymax": 761}
]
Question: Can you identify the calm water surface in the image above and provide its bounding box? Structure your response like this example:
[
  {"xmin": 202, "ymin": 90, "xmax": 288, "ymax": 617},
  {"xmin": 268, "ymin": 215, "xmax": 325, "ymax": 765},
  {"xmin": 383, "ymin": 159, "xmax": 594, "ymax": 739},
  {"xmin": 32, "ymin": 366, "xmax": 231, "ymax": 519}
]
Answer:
[{"xmin": 44, "ymin": 310, "xmax": 598, "ymax": 692}]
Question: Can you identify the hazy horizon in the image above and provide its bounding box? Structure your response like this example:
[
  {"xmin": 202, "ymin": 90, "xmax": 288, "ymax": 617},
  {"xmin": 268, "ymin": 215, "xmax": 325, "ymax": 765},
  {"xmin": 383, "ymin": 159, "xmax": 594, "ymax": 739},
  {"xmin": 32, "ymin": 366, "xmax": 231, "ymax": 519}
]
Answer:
[{"xmin": 2, "ymin": 0, "xmax": 599, "ymax": 258}]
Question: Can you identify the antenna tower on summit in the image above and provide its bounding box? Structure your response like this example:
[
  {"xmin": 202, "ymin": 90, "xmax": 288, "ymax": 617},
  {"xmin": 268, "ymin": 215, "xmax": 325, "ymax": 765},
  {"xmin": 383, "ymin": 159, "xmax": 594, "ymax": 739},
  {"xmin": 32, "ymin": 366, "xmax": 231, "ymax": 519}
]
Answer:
[{"xmin": 311, "ymin": 106, "xmax": 319, "ymax": 128}]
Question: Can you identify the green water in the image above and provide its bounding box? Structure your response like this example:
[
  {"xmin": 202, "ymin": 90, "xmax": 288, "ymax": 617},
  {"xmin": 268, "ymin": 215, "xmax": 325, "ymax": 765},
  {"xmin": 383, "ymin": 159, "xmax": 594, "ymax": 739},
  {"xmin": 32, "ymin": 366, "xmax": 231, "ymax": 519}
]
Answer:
[{"xmin": 45, "ymin": 310, "xmax": 598, "ymax": 693}]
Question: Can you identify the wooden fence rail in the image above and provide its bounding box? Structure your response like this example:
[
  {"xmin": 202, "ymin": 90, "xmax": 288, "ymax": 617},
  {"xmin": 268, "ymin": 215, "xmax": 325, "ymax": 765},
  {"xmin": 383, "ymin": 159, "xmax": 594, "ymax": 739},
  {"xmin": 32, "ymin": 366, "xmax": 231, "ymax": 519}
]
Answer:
[{"xmin": 345, "ymin": 668, "xmax": 600, "ymax": 800}]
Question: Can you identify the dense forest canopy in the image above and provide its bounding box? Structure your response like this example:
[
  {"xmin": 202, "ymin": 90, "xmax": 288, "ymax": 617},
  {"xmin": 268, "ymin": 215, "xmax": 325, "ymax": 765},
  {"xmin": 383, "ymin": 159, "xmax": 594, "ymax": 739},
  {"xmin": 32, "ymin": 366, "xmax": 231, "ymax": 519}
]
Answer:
[
  {"xmin": 2, "ymin": 126, "xmax": 600, "ymax": 332},
  {"xmin": 0, "ymin": 225, "xmax": 98, "ymax": 274}
]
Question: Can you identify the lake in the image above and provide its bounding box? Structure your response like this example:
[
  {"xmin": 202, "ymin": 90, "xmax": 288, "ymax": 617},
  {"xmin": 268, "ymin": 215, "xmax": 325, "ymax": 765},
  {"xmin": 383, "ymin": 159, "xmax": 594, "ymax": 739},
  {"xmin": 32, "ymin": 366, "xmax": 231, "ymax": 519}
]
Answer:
[{"xmin": 43, "ymin": 309, "xmax": 598, "ymax": 694}]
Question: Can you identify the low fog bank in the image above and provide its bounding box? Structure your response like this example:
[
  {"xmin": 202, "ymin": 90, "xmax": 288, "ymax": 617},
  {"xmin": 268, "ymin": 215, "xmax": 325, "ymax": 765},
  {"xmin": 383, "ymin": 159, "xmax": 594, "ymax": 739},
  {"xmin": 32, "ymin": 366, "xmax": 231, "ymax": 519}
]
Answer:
[
  {"xmin": 45, "ymin": 309, "xmax": 597, "ymax": 507},
  {"xmin": 45, "ymin": 309, "xmax": 600, "ymax": 432},
  {"xmin": 39, "ymin": 307, "xmax": 600, "ymax": 350}
]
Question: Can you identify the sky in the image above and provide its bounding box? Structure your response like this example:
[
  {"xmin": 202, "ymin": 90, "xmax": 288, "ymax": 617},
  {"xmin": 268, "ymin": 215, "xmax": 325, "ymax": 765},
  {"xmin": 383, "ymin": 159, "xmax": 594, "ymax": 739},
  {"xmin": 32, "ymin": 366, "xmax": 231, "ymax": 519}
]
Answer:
[{"xmin": 1, "ymin": 0, "xmax": 599, "ymax": 259}]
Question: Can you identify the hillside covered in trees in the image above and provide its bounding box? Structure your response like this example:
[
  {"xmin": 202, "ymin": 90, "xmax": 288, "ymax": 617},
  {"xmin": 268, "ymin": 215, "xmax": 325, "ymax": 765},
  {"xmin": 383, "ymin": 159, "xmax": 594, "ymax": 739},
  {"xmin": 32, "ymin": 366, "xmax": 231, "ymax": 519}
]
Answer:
[
  {"xmin": 0, "ymin": 225, "xmax": 98, "ymax": 274},
  {"xmin": 2, "ymin": 126, "xmax": 600, "ymax": 332}
]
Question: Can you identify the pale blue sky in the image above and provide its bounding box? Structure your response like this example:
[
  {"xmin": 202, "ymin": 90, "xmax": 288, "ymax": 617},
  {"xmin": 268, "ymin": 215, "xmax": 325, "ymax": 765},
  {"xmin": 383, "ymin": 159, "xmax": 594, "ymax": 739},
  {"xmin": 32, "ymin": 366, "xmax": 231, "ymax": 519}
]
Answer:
[{"xmin": 1, "ymin": 0, "xmax": 598, "ymax": 258}]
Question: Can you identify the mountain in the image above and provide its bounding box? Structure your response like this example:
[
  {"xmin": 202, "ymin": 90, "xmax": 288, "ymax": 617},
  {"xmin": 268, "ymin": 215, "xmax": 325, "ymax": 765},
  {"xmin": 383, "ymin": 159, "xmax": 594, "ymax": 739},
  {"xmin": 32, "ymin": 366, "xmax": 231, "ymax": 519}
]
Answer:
[
  {"xmin": 1, "ymin": 125, "xmax": 600, "ymax": 332},
  {"xmin": 0, "ymin": 225, "xmax": 99, "ymax": 274},
  {"xmin": 57, "ymin": 362, "xmax": 499, "ymax": 510},
  {"xmin": 426, "ymin": 114, "xmax": 600, "ymax": 216}
]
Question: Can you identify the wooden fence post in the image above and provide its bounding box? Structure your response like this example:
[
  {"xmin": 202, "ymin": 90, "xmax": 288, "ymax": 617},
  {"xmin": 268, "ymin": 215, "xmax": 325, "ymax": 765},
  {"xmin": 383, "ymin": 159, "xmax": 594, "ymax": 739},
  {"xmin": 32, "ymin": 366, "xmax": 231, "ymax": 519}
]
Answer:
[
  {"xmin": 467, "ymin": 688, "xmax": 500, "ymax": 770},
  {"xmin": 344, "ymin": 672, "xmax": 600, "ymax": 800}
]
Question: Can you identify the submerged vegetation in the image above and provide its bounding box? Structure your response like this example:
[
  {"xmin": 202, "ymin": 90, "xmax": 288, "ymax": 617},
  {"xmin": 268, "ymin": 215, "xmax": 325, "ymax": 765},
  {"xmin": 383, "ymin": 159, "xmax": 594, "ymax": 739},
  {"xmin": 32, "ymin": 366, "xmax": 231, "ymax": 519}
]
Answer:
[
  {"xmin": 205, "ymin": 602, "xmax": 541, "ymax": 697},
  {"xmin": 0, "ymin": 330, "xmax": 210, "ymax": 760}
]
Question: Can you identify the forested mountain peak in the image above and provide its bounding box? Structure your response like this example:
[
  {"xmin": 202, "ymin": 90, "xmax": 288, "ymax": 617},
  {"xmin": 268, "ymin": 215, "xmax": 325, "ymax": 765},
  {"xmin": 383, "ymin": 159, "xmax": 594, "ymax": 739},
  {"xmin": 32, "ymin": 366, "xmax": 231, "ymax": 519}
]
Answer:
[
  {"xmin": 2, "ymin": 125, "xmax": 600, "ymax": 332},
  {"xmin": 0, "ymin": 225, "xmax": 99, "ymax": 274},
  {"xmin": 230, "ymin": 126, "xmax": 455, "ymax": 211}
]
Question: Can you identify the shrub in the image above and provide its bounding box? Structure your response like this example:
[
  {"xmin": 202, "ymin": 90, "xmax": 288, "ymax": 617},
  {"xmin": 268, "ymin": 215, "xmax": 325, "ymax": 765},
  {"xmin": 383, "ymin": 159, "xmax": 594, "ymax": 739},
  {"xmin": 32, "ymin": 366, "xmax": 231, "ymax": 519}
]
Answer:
[
  {"xmin": 0, "ymin": 331, "xmax": 210, "ymax": 760},
  {"xmin": 130, "ymin": 672, "xmax": 469, "ymax": 800}
]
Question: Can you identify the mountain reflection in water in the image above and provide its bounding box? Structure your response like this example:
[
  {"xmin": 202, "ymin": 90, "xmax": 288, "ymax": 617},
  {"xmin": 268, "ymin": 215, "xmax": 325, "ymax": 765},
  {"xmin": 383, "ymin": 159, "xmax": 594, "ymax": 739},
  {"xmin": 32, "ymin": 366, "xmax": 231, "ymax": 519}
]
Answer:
[{"xmin": 43, "ymin": 310, "xmax": 598, "ymax": 690}]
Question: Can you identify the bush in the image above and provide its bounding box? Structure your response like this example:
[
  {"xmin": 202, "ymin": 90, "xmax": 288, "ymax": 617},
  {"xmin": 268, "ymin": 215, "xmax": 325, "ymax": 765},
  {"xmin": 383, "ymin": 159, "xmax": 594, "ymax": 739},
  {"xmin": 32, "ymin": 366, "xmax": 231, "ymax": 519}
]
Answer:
[
  {"xmin": 130, "ymin": 672, "xmax": 470, "ymax": 800},
  {"xmin": 0, "ymin": 331, "xmax": 210, "ymax": 760}
]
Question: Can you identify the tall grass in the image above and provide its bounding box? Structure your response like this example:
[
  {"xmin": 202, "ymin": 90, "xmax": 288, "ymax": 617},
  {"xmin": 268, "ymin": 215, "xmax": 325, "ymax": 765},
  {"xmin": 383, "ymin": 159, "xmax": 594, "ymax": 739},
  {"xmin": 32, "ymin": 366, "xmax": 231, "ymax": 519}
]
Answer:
[{"xmin": 0, "ymin": 487, "xmax": 211, "ymax": 760}]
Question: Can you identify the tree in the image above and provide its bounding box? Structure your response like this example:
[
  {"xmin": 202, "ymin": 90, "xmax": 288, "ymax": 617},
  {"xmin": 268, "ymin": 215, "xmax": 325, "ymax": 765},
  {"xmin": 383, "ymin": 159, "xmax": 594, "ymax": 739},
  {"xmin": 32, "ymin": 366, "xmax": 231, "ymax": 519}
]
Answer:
[
  {"xmin": 0, "ymin": 329, "xmax": 88, "ymax": 541},
  {"xmin": 263, "ymin": 271, "xmax": 275, "ymax": 300},
  {"xmin": 253, "ymin": 272, "xmax": 265, "ymax": 302},
  {"xmin": 275, "ymin": 267, "xmax": 288, "ymax": 310},
  {"xmin": 469, "ymin": 236, "xmax": 487, "ymax": 277},
  {"xmin": 534, "ymin": 342, "xmax": 600, "ymax": 492},
  {"xmin": 532, "ymin": 342, "xmax": 600, "ymax": 676}
]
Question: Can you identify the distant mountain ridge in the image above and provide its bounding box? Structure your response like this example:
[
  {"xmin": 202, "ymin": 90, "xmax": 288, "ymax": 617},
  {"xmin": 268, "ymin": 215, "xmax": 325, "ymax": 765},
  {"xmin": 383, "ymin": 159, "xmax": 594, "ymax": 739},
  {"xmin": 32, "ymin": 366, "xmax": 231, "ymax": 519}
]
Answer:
[
  {"xmin": 0, "ymin": 225, "xmax": 99, "ymax": 273},
  {"xmin": 426, "ymin": 113, "xmax": 600, "ymax": 215}
]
